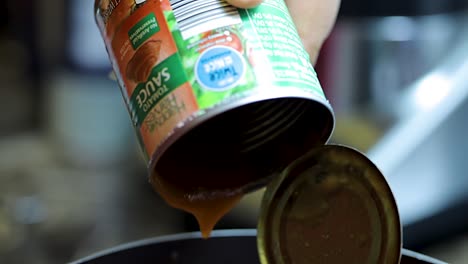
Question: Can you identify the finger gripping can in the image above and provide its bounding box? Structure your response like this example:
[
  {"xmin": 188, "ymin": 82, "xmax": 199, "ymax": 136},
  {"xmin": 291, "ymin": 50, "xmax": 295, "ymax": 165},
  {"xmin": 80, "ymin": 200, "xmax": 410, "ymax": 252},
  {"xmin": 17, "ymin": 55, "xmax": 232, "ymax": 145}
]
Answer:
[{"xmin": 95, "ymin": 0, "xmax": 335, "ymax": 207}]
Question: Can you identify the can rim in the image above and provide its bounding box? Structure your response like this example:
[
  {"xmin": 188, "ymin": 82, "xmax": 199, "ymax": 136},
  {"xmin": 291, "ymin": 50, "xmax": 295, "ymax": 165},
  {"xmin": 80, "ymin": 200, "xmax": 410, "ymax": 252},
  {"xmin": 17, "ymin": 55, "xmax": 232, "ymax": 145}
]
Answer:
[
  {"xmin": 257, "ymin": 144, "xmax": 402, "ymax": 264},
  {"xmin": 148, "ymin": 88, "xmax": 335, "ymax": 173},
  {"xmin": 148, "ymin": 89, "xmax": 335, "ymax": 198}
]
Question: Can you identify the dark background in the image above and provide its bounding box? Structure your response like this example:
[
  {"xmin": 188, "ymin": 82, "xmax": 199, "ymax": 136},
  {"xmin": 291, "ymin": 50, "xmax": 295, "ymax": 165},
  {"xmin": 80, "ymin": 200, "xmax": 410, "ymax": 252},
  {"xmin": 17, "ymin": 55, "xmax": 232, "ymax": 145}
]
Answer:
[{"xmin": 1, "ymin": 0, "xmax": 468, "ymax": 263}]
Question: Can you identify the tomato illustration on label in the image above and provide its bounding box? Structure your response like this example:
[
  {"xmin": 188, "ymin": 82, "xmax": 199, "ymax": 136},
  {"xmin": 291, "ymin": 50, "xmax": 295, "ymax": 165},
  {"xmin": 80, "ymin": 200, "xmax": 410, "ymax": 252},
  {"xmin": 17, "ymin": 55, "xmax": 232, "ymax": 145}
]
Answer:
[
  {"xmin": 197, "ymin": 31, "xmax": 244, "ymax": 54},
  {"xmin": 159, "ymin": 0, "xmax": 171, "ymax": 11},
  {"xmin": 224, "ymin": 32, "xmax": 243, "ymax": 53}
]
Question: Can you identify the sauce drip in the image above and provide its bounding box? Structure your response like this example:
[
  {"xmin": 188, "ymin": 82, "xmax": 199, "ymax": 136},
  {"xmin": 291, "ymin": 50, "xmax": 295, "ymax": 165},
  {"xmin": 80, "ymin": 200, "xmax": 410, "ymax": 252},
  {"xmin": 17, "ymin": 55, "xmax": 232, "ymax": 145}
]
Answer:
[
  {"xmin": 149, "ymin": 99, "xmax": 326, "ymax": 238},
  {"xmin": 151, "ymin": 173, "xmax": 243, "ymax": 238}
]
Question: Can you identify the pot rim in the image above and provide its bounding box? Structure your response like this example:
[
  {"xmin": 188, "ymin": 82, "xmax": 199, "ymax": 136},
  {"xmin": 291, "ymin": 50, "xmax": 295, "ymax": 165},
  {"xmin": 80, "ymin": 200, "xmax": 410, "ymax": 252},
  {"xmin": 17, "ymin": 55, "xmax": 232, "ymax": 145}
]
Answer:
[{"xmin": 70, "ymin": 229, "xmax": 446, "ymax": 264}]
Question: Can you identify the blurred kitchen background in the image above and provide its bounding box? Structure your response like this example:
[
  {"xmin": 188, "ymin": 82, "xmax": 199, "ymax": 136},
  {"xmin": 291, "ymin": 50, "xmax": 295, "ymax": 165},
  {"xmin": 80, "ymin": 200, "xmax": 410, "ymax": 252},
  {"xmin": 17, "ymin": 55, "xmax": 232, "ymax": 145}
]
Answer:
[{"xmin": 1, "ymin": 0, "xmax": 468, "ymax": 263}]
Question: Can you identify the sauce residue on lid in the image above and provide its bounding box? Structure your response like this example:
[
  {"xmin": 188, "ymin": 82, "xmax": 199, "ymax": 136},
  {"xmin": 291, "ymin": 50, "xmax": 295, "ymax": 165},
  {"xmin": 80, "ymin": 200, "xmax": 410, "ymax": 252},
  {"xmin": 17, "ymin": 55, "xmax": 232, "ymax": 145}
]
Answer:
[{"xmin": 258, "ymin": 145, "xmax": 402, "ymax": 264}]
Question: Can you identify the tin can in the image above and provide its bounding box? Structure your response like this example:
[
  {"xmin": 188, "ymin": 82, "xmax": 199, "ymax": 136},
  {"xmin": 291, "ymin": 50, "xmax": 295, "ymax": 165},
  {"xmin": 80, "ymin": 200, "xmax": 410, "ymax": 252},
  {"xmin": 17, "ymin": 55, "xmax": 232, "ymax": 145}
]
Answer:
[
  {"xmin": 258, "ymin": 145, "xmax": 402, "ymax": 263},
  {"xmin": 95, "ymin": 0, "xmax": 334, "ymax": 198}
]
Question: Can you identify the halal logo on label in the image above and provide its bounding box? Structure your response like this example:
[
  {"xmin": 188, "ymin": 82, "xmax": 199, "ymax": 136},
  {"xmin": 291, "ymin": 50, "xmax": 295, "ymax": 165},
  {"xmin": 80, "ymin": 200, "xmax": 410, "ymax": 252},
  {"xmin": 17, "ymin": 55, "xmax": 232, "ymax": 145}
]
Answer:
[{"xmin": 195, "ymin": 46, "xmax": 246, "ymax": 91}]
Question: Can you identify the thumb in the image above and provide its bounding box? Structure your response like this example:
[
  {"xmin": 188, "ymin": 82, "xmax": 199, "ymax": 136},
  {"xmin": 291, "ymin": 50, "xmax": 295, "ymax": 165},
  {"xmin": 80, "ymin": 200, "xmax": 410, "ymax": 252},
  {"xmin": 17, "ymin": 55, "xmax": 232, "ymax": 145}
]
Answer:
[
  {"xmin": 225, "ymin": 0, "xmax": 263, "ymax": 9},
  {"xmin": 286, "ymin": 0, "xmax": 341, "ymax": 64}
]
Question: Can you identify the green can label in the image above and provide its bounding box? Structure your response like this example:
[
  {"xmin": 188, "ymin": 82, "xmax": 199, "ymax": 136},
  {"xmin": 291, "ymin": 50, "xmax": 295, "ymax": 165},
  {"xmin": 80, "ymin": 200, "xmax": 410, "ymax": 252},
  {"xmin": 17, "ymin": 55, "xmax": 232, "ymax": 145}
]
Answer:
[{"xmin": 96, "ymin": 0, "xmax": 327, "ymax": 161}]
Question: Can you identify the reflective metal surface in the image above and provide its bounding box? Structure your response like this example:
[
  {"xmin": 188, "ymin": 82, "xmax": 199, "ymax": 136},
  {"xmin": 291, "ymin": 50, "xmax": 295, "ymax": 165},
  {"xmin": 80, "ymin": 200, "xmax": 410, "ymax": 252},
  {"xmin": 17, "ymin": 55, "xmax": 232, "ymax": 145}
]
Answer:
[{"xmin": 368, "ymin": 14, "xmax": 468, "ymax": 228}]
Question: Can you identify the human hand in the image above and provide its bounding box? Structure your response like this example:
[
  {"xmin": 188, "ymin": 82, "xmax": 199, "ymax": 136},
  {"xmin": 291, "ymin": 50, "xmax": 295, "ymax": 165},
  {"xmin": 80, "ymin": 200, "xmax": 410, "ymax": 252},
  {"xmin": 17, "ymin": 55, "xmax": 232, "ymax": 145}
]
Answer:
[{"xmin": 226, "ymin": 0, "xmax": 341, "ymax": 64}]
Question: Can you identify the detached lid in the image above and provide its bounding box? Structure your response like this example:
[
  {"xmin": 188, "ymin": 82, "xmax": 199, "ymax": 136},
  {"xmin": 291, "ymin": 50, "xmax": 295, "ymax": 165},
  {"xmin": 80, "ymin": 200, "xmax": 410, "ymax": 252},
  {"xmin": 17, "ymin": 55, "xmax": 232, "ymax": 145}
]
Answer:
[{"xmin": 257, "ymin": 145, "xmax": 402, "ymax": 264}]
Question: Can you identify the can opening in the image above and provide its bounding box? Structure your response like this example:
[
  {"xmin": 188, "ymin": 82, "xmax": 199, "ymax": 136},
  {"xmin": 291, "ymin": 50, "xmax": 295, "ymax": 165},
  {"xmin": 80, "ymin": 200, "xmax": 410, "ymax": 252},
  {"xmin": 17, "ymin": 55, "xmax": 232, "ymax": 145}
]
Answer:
[{"xmin": 152, "ymin": 97, "xmax": 334, "ymax": 196}]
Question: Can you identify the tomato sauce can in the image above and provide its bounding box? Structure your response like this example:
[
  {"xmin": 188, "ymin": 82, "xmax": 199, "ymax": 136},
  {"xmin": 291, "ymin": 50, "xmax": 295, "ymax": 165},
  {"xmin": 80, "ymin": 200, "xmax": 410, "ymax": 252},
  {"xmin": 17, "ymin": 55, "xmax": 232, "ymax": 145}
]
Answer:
[{"xmin": 95, "ymin": 0, "xmax": 335, "ymax": 194}]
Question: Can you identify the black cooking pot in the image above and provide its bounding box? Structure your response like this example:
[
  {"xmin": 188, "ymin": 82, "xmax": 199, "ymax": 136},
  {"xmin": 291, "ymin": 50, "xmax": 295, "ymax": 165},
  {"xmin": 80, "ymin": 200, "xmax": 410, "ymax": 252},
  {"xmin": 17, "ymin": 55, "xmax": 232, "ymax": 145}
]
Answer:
[{"xmin": 71, "ymin": 230, "xmax": 446, "ymax": 264}]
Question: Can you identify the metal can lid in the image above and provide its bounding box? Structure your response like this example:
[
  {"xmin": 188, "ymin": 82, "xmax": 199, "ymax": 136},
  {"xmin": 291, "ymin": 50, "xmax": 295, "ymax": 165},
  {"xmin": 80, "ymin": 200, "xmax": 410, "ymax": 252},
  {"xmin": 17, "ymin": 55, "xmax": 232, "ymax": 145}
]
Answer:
[{"xmin": 257, "ymin": 145, "xmax": 402, "ymax": 264}]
